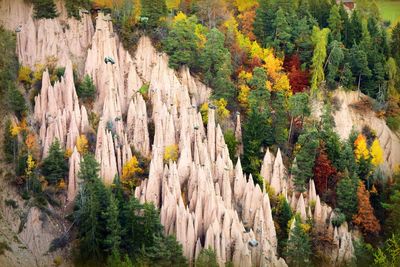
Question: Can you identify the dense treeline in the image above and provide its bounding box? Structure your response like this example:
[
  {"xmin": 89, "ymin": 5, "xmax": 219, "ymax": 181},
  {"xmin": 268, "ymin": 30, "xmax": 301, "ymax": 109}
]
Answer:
[{"xmin": 74, "ymin": 154, "xmax": 186, "ymax": 266}]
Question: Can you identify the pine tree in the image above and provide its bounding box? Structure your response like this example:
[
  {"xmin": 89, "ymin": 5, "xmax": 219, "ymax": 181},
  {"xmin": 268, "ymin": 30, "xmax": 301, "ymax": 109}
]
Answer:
[
  {"xmin": 41, "ymin": 139, "xmax": 67, "ymax": 184},
  {"xmin": 348, "ymin": 10, "xmax": 362, "ymax": 47},
  {"xmin": 327, "ymin": 4, "xmax": 342, "ymax": 41},
  {"xmin": 340, "ymin": 62, "xmax": 354, "ymax": 89},
  {"xmin": 292, "ymin": 126, "xmax": 319, "ymax": 192},
  {"xmin": 104, "ymin": 193, "xmax": 121, "ymax": 254},
  {"xmin": 349, "ymin": 45, "xmax": 371, "ymax": 92},
  {"xmin": 7, "ymin": 85, "xmax": 26, "ymax": 118},
  {"xmin": 199, "ymin": 28, "xmax": 234, "ymax": 101},
  {"xmin": 140, "ymin": 0, "xmax": 167, "ymax": 28},
  {"xmin": 276, "ymin": 196, "xmax": 292, "ymax": 252},
  {"xmin": 288, "ymin": 92, "xmax": 310, "ymax": 143},
  {"xmin": 326, "ymin": 40, "xmax": 344, "ymax": 89},
  {"xmin": 391, "ymin": 22, "xmax": 400, "ymax": 67},
  {"xmin": 272, "ymin": 92, "xmax": 288, "ymax": 146},
  {"xmin": 164, "ymin": 14, "xmax": 199, "ymax": 69},
  {"xmin": 353, "ymin": 181, "xmax": 381, "ymax": 236},
  {"xmin": 33, "ymin": 0, "xmax": 58, "ymax": 19},
  {"xmin": 195, "ymin": 248, "xmax": 219, "ymax": 267},
  {"xmin": 3, "ymin": 119, "xmax": 17, "ymax": 163},
  {"xmin": 253, "ymin": 0, "xmax": 276, "ymax": 46},
  {"xmin": 77, "ymin": 75, "xmax": 96, "ymax": 102},
  {"xmin": 336, "ymin": 173, "xmax": 358, "ymax": 221},
  {"xmin": 382, "ymin": 174, "xmax": 400, "ymax": 235},
  {"xmin": 284, "ymin": 218, "xmax": 312, "ymax": 267},
  {"xmin": 273, "ymin": 8, "xmax": 293, "ymax": 55}
]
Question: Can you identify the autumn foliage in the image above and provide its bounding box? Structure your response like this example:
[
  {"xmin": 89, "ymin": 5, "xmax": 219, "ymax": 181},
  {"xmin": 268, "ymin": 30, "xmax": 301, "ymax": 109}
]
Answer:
[
  {"xmin": 285, "ymin": 54, "xmax": 309, "ymax": 94},
  {"xmin": 313, "ymin": 147, "xmax": 337, "ymax": 195},
  {"xmin": 353, "ymin": 181, "xmax": 381, "ymax": 235}
]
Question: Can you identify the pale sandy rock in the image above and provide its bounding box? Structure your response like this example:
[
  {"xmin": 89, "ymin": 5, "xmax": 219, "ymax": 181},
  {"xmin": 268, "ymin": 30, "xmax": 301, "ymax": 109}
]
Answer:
[
  {"xmin": 296, "ymin": 194, "xmax": 307, "ymax": 222},
  {"xmin": 67, "ymin": 147, "xmax": 81, "ymax": 201}
]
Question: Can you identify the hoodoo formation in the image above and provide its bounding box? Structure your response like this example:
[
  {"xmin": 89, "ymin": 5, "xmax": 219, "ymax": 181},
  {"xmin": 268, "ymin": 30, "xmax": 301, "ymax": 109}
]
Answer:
[{"xmin": 0, "ymin": 0, "xmax": 399, "ymax": 266}]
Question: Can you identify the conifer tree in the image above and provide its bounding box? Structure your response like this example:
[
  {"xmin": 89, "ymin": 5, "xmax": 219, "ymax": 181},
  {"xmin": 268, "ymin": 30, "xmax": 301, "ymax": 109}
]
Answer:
[
  {"xmin": 41, "ymin": 139, "xmax": 67, "ymax": 184},
  {"xmin": 326, "ymin": 40, "xmax": 344, "ymax": 89},
  {"xmin": 336, "ymin": 172, "xmax": 358, "ymax": 221},
  {"xmin": 273, "ymin": 8, "xmax": 293, "ymax": 55},
  {"xmin": 195, "ymin": 248, "xmax": 219, "ymax": 267},
  {"xmin": 391, "ymin": 22, "xmax": 400, "ymax": 66},
  {"xmin": 292, "ymin": 126, "xmax": 319, "ymax": 192},
  {"xmin": 3, "ymin": 119, "xmax": 17, "ymax": 163},
  {"xmin": 272, "ymin": 92, "xmax": 288, "ymax": 146},
  {"xmin": 140, "ymin": 0, "xmax": 167, "ymax": 28},
  {"xmin": 164, "ymin": 14, "xmax": 199, "ymax": 69},
  {"xmin": 33, "ymin": 0, "xmax": 58, "ymax": 19},
  {"xmin": 200, "ymin": 28, "xmax": 234, "ymax": 101},
  {"xmin": 253, "ymin": 0, "xmax": 276, "ymax": 46},
  {"xmin": 77, "ymin": 75, "xmax": 96, "ymax": 102},
  {"xmin": 7, "ymin": 85, "xmax": 26, "ymax": 118},
  {"xmin": 284, "ymin": 218, "xmax": 312, "ymax": 267},
  {"xmin": 328, "ymin": 4, "xmax": 342, "ymax": 41}
]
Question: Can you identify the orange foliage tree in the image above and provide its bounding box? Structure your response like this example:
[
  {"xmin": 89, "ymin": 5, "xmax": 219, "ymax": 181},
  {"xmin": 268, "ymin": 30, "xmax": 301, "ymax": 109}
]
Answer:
[
  {"xmin": 313, "ymin": 147, "xmax": 337, "ymax": 196},
  {"xmin": 353, "ymin": 181, "xmax": 381, "ymax": 235}
]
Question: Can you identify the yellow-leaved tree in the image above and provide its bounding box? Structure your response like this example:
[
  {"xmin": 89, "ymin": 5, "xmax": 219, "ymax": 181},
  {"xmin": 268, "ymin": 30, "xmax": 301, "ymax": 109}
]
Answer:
[
  {"xmin": 354, "ymin": 134, "xmax": 369, "ymax": 161},
  {"xmin": 25, "ymin": 154, "xmax": 35, "ymax": 177},
  {"xmin": 121, "ymin": 156, "xmax": 143, "ymax": 191},
  {"xmin": 370, "ymin": 139, "xmax": 383, "ymax": 166},
  {"xmin": 164, "ymin": 144, "xmax": 179, "ymax": 163},
  {"xmin": 76, "ymin": 135, "xmax": 89, "ymax": 155}
]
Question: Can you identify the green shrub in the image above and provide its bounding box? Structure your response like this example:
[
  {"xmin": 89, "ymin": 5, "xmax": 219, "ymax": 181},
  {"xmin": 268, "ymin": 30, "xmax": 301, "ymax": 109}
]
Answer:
[
  {"xmin": 386, "ymin": 115, "xmax": 400, "ymax": 131},
  {"xmin": 0, "ymin": 241, "xmax": 11, "ymax": 255},
  {"xmin": 33, "ymin": 0, "xmax": 58, "ymax": 19},
  {"xmin": 41, "ymin": 140, "xmax": 68, "ymax": 184},
  {"xmin": 223, "ymin": 129, "xmax": 238, "ymax": 162},
  {"xmin": 5, "ymin": 199, "xmax": 18, "ymax": 209}
]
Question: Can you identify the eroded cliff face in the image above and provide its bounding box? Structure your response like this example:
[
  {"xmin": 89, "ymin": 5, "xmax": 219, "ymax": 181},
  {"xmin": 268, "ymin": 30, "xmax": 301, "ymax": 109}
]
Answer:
[
  {"xmin": 2, "ymin": 0, "xmax": 394, "ymax": 266},
  {"xmin": 332, "ymin": 90, "xmax": 400, "ymax": 175}
]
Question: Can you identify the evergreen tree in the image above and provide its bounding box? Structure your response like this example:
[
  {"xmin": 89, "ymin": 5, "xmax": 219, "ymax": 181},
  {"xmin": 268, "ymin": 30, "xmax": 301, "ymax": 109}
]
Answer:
[
  {"xmin": 140, "ymin": 0, "xmax": 167, "ymax": 28},
  {"xmin": 326, "ymin": 40, "xmax": 344, "ymax": 89},
  {"xmin": 7, "ymin": 85, "xmax": 26, "ymax": 118},
  {"xmin": 391, "ymin": 22, "xmax": 400, "ymax": 66},
  {"xmin": 77, "ymin": 74, "xmax": 96, "ymax": 102},
  {"xmin": 273, "ymin": 8, "xmax": 293, "ymax": 55},
  {"xmin": 340, "ymin": 62, "xmax": 354, "ymax": 89},
  {"xmin": 288, "ymin": 92, "xmax": 310, "ymax": 143},
  {"xmin": 327, "ymin": 4, "xmax": 342, "ymax": 41},
  {"xmin": 382, "ymin": 174, "xmax": 400, "ymax": 235},
  {"xmin": 65, "ymin": 0, "xmax": 91, "ymax": 19},
  {"xmin": 200, "ymin": 28, "xmax": 234, "ymax": 101},
  {"xmin": 336, "ymin": 173, "xmax": 358, "ymax": 221},
  {"xmin": 339, "ymin": 3, "xmax": 351, "ymax": 46},
  {"xmin": 349, "ymin": 45, "xmax": 371, "ymax": 92},
  {"xmin": 41, "ymin": 139, "xmax": 67, "ymax": 184},
  {"xmin": 253, "ymin": 0, "xmax": 276, "ymax": 47},
  {"xmin": 164, "ymin": 15, "xmax": 199, "ymax": 70},
  {"xmin": 75, "ymin": 154, "xmax": 104, "ymax": 262},
  {"xmin": 292, "ymin": 17, "xmax": 314, "ymax": 64},
  {"xmin": 292, "ymin": 126, "xmax": 319, "ymax": 192},
  {"xmin": 272, "ymin": 92, "xmax": 288, "ymax": 146},
  {"xmin": 33, "ymin": 0, "xmax": 58, "ymax": 19},
  {"xmin": 3, "ymin": 119, "xmax": 17, "ymax": 163},
  {"xmin": 195, "ymin": 248, "xmax": 219, "ymax": 267},
  {"xmin": 275, "ymin": 196, "xmax": 292, "ymax": 252},
  {"xmin": 319, "ymin": 103, "xmax": 343, "ymax": 171},
  {"xmin": 104, "ymin": 193, "xmax": 121, "ymax": 254},
  {"xmin": 284, "ymin": 218, "xmax": 312, "ymax": 267},
  {"xmin": 347, "ymin": 10, "xmax": 362, "ymax": 47}
]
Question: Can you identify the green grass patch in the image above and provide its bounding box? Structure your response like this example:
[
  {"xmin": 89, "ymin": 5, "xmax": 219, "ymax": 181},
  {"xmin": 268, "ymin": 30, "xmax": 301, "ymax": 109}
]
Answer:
[{"xmin": 377, "ymin": 1, "xmax": 400, "ymax": 24}]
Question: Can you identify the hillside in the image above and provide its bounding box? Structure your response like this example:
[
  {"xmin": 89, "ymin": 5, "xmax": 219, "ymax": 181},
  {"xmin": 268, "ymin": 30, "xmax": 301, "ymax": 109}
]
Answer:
[{"xmin": 0, "ymin": 0, "xmax": 400, "ymax": 267}]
